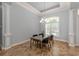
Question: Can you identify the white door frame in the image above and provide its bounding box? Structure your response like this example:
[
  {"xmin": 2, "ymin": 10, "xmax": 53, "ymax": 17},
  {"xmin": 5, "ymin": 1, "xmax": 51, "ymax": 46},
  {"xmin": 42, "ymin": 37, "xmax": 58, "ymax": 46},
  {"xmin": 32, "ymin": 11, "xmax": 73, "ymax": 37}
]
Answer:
[{"xmin": 2, "ymin": 3, "xmax": 11, "ymax": 49}]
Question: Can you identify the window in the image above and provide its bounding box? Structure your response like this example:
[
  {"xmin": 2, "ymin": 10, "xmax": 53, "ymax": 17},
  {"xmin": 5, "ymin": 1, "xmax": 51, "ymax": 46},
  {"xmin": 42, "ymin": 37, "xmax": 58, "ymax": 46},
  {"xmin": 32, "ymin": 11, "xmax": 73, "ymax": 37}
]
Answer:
[{"xmin": 45, "ymin": 17, "xmax": 59, "ymax": 37}]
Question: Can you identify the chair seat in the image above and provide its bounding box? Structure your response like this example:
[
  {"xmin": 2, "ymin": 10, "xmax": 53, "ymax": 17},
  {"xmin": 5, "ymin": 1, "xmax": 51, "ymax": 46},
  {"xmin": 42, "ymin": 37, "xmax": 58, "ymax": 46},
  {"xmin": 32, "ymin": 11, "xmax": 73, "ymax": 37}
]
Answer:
[{"xmin": 42, "ymin": 37, "xmax": 48, "ymax": 43}]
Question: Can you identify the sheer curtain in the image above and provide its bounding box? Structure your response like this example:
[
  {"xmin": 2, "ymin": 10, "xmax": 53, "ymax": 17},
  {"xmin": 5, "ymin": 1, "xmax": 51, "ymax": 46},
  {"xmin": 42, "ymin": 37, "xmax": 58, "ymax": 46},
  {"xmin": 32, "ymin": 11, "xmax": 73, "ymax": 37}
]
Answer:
[
  {"xmin": 45, "ymin": 17, "xmax": 59, "ymax": 37},
  {"xmin": 40, "ymin": 17, "xmax": 59, "ymax": 37}
]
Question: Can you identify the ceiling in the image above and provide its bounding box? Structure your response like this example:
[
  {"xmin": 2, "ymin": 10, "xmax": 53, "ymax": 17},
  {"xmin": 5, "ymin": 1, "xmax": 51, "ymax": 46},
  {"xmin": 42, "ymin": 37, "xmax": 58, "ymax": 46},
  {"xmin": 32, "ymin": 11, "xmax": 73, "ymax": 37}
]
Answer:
[
  {"xmin": 16, "ymin": 2, "xmax": 71, "ymax": 16},
  {"xmin": 28, "ymin": 2, "xmax": 60, "ymax": 12}
]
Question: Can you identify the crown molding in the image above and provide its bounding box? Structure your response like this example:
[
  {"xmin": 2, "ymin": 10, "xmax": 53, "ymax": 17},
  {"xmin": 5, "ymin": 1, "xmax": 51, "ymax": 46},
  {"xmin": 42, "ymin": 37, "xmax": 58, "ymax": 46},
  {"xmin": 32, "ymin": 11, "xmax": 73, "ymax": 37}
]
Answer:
[
  {"xmin": 15, "ymin": 2, "xmax": 71, "ymax": 16},
  {"xmin": 16, "ymin": 2, "xmax": 42, "ymax": 16},
  {"xmin": 40, "ymin": 4, "xmax": 60, "ymax": 12},
  {"xmin": 42, "ymin": 2, "xmax": 71, "ymax": 15}
]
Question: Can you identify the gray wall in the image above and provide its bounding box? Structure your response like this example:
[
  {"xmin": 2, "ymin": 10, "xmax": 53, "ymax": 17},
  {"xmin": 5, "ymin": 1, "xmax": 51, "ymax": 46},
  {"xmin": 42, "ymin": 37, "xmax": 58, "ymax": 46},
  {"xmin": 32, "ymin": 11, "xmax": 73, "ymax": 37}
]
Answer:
[
  {"xmin": 42, "ymin": 10, "xmax": 69, "ymax": 41},
  {"xmin": 71, "ymin": 2, "xmax": 79, "ymax": 9},
  {"xmin": 9, "ymin": 3, "xmax": 41, "ymax": 45}
]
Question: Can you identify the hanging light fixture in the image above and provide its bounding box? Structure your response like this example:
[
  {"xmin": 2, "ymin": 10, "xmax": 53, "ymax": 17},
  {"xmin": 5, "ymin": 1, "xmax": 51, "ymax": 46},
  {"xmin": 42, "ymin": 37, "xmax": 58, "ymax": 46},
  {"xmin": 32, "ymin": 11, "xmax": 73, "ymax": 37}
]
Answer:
[{"xmin": 40, "ymin": 2, "xmax": 46, "ymax": 23}]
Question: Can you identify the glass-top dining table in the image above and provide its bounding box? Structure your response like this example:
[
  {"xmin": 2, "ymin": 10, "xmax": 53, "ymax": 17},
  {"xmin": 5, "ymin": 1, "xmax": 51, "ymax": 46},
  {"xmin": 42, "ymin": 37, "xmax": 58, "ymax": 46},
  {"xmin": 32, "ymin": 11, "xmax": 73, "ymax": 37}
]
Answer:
[{"xmin": 30, "ymin": 35, "xmax": 53, "ymax": 49}]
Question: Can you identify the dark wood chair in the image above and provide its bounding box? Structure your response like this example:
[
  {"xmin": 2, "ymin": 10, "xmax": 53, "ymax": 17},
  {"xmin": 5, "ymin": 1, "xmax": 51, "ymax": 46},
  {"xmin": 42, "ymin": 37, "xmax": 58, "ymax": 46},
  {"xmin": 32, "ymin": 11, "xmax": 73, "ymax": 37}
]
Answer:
[
  {"xmin": 42, "ymin": 35, "xmax": 54, "ymax": 48},
  {"xmin": 30, "ymin": 37, "xmax": 41, "ymax": 48},
  {"xmin": 32, "ymin": 34, "xmax": 38, "ymax": 37},
  {"xmin": 37, "ymin": 35, "xmax": 54, "ymax": 54},
  {"xmin": 39, "ymin": 33, "xmax": 44, "ymax": 38}
]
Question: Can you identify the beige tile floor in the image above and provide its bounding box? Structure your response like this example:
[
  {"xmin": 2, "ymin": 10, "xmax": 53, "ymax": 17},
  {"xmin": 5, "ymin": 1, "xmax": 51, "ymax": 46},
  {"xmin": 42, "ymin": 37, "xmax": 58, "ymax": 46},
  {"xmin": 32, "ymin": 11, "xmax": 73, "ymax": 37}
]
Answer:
[{"xmin": 0, "ymin": 40, "xmax": 79, "ymax": 56}]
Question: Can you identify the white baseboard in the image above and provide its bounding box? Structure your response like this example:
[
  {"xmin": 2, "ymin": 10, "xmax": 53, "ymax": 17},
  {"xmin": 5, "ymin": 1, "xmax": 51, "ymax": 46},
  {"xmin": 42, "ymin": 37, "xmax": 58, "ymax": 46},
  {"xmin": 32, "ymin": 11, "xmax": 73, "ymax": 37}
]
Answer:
[
  {"xmin": 2, "ymin": 39, "xmax": 30, "ymax": 50},
  {"xmin": 2, "ymin": 37, "xmax": 79, "ymax": 50},
  {"xmin": 54, "ymin": 39, "xmax": 68, "ymax": 43},
  {"xmin": 3, "ymin": 37, "xmax": 68, "ymax": 50},
  {"xmin": 75, "ymin": 44, "xmax": 79, "ymax": 47},
  {"xmin": 53, "ymin": 37, "xmax": 78, "ymax": 47},
  {"xmin": 68, "ymin": 44, "xmax": 79, "ymax": 47},
  {"xmin": 53, "ymin": 37, "xmax": 68, "ymax": 43},
  {"xmin": 69, "ymin": 43, "xmax": 75, "ymax": 47}
]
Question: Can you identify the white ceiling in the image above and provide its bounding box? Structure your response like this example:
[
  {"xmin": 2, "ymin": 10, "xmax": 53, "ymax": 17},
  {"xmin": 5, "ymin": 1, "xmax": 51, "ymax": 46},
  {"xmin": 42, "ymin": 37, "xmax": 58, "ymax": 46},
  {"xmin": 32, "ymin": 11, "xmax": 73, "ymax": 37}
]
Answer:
[
  {"xmin": 16, "ymin": 2, "xmax": 71, "ymax": 16},
  {"xmin": 28, "ymin": 2, "xmax": 60, "ymax": 12}
]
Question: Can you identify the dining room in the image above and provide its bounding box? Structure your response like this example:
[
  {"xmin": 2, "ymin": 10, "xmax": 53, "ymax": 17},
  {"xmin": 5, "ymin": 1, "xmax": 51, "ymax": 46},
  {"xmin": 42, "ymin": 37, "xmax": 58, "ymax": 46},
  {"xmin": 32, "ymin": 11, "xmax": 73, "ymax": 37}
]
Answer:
[{"xmin": 0, "ymin": 2, "xmax": 79, "ymax": 56}]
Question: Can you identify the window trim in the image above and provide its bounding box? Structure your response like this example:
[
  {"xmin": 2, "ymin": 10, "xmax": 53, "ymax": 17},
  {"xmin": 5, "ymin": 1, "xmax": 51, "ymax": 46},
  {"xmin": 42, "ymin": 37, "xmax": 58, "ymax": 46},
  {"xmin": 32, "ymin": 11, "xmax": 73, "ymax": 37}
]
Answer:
[{"xmin": 45, "ymin": 17, "xmax": 59, "ymax": 37}]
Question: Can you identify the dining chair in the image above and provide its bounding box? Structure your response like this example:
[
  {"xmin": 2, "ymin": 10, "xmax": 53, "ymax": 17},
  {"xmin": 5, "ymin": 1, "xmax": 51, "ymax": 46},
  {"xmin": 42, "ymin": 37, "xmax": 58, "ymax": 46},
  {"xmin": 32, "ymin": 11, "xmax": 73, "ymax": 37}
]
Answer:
[
  {"xmin": 42, "ymin": 35, "xmax": 54, "ymax": 49},
  {"xmin": 39, "ymin": 33, "xmax": 44, "ymax": 38},
  {"xmin": 32, "ymin": 34, "xmax": 38, "ymax": 37}
]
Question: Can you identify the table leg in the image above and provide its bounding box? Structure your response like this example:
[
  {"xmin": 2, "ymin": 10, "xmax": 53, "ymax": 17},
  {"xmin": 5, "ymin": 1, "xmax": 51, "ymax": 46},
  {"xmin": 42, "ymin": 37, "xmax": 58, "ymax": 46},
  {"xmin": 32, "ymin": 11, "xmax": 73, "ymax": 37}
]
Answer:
[{"xmin": 30, "ymin": 39, "xmax": 32, "ymax": 48}]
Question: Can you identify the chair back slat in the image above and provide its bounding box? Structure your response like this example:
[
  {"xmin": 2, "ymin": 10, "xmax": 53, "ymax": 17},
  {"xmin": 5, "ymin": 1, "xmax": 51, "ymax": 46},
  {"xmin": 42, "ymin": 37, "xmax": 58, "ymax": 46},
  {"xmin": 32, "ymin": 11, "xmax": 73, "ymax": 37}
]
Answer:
[
  {"xmin": 39, "ymin": 33, "xmax": 44, "ymax": 38},
  {"xmin": 32, "ymin": 34, "xmax": 38, "ymax": 37}
]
